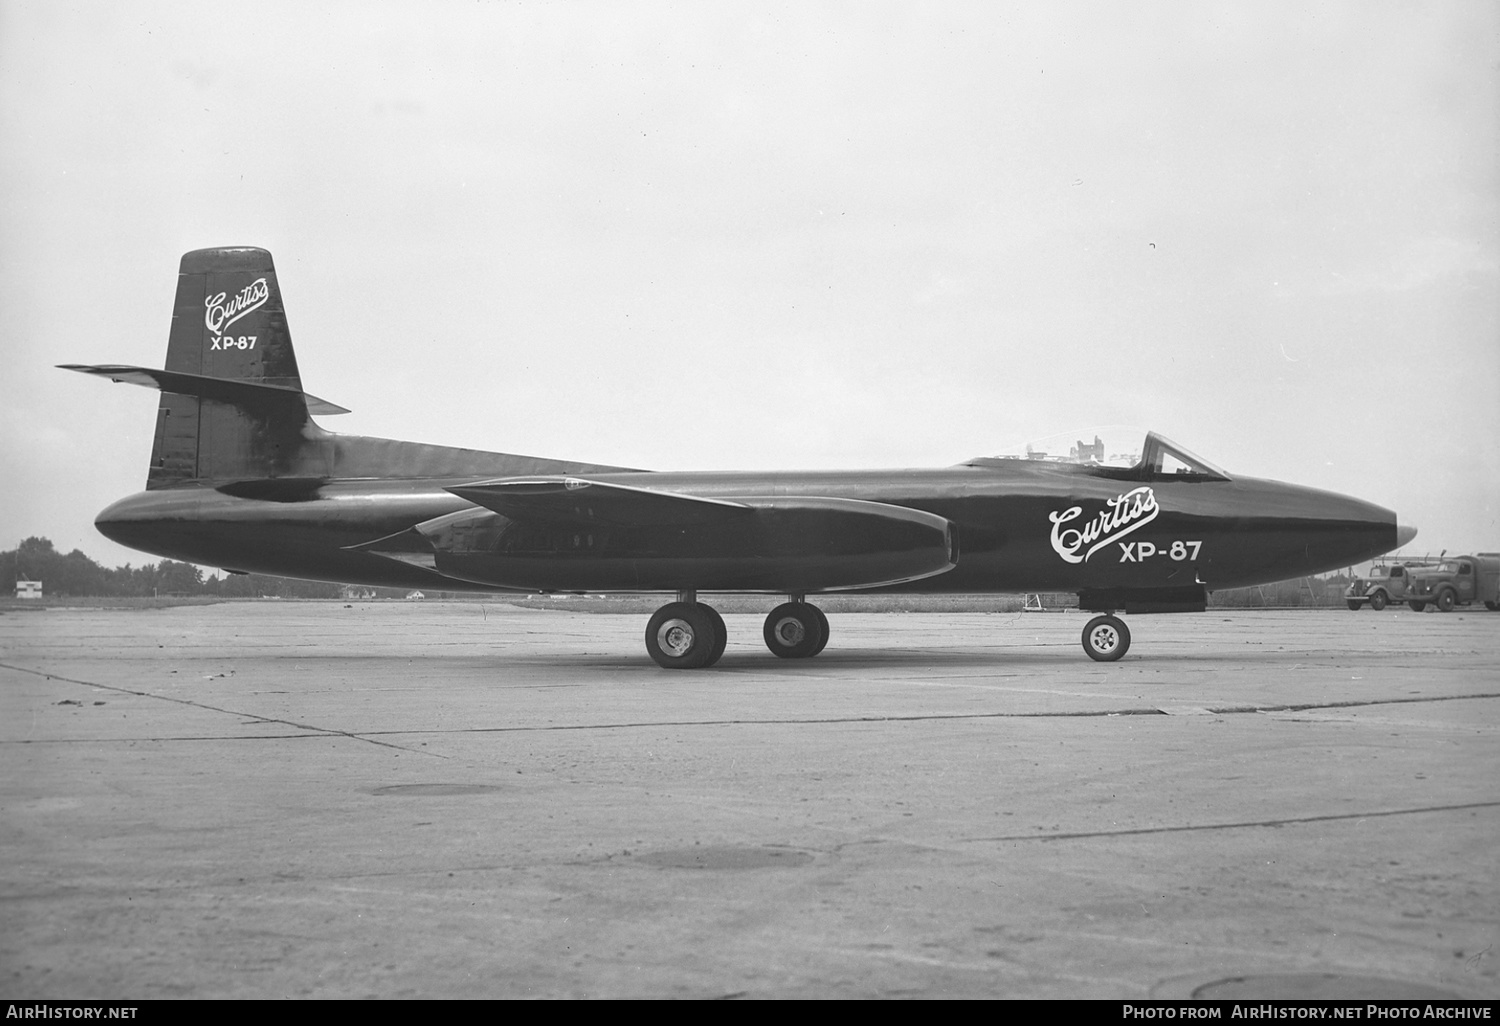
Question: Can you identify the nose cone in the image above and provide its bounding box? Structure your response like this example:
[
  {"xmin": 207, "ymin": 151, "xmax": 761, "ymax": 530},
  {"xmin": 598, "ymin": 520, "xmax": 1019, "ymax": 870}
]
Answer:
[
  {"xmin": 1200, "ymin": 477, "xmax": 1404, "ymax": 586},
  {"xmin": 1395, "ymin": 523, "xmax": 1418, "ymax": 548}
]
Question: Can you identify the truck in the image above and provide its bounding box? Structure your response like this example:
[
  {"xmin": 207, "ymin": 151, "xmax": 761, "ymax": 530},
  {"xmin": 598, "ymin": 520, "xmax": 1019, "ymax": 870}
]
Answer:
[
  {"xmin": 1403, "ymin": 554, "xmax": 1500, "ymax": 612},
  {"xmin": 1344, "ymin": 563, "xmax": 1412, "ymax": 610}
]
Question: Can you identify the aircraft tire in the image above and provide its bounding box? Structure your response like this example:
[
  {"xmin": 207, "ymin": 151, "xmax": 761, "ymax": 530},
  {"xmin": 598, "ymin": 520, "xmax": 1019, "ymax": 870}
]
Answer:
[
  {"xmin": 808, "ymin": 604, "xmax": 830, "ymax": 656},
  {"xmin": 1082, "ymin": 614, "xmax": 1130, "ymax": 662},
  {"xmin": 646, "ymin": 602, "xmax": 718, "ymax": 669},
  {"xmin": 1408, "ymin": 600, "xmax": 1426, "ymax": 612},
  {"xmin": 702, "ymin": 604, "xmax": 728, "ymax": 667},
  {"xmin": 1369, "ymin": 590, "xmax": 1388, "ymax": 611},
  {"xmin": 1485, "ymin": 601, "xmax": 1497, "ymax": 611},
  {"xmin": 1346, "ymin": 600, "xmax": 1362, "ymax": 611},
  {"xmin": 764, "ymin": 602, "xmax": 825, "ymax": 659},
  {"xmin": 1436, "ymin": 589, "xmax": 1456, "ymax": 612}
]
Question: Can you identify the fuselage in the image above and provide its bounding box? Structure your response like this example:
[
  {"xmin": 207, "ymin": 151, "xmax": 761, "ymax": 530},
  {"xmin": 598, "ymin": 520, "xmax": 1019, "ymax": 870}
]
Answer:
[{"xmin": 96, "ymin": 458, "xmax": 1399, "ymax": 597}]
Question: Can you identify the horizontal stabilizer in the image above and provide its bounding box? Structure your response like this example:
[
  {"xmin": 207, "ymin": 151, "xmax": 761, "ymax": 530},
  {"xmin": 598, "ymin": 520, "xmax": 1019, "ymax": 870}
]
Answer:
[
  {"xmin": 447, "ymin": 478, "xmax": 753, "ymax": 527},
  {"xmin": 59, "ymin": 364, "xmax": 350, "ymax": 416}
]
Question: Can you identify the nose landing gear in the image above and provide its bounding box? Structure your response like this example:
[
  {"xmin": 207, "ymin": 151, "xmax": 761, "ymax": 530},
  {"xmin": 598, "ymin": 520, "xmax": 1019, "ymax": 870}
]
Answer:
[{"xmin": 1081, "ymin": 614, "xmax": 1131, "ymax": 661}]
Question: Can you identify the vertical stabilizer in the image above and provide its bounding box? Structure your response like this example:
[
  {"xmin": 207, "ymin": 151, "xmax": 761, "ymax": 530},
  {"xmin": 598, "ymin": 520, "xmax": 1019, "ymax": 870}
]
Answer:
[
  {"xmin": 150, "ymin": 247, "xmax": 312, "ymax": 487},
  {"xmin": 62, "ymin": 246, "xmax": 630, "ymax": 491}
]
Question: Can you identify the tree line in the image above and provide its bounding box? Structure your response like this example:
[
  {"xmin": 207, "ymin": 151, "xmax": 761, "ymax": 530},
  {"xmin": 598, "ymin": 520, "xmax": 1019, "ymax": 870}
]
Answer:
[{"xmin": 3, "ymin": 536, "xmax": 347, "ymax": 598}]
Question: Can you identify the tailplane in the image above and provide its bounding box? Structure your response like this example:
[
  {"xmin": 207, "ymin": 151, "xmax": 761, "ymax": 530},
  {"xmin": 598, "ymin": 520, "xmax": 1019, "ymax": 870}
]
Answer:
[{"xmin": 62, "ymin": 247, "xmax": 346, "ymax": 488}]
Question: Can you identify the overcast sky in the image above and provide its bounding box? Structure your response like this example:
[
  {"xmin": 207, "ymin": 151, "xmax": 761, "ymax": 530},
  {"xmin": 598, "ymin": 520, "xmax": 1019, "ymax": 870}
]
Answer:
[{"xmin": 2, "ymin": 1, "xmax": 1496, "ymax": 571}]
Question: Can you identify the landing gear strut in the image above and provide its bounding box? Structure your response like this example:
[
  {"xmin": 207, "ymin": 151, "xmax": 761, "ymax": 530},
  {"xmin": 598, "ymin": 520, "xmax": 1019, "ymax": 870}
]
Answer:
[
  {"xmin": 763, "ymin": 601, "xmax": 829, "ymax": 659},
  {"xmin": 1081, "ymin": 614, "xmax": 1130, "ymax": 662},
  {"xmin": 645, "ymin": 599, "xmax": 727, "ymax": 669}
]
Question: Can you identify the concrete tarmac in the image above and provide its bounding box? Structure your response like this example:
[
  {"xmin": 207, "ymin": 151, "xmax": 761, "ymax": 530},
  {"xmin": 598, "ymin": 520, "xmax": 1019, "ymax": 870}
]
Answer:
[{"xmin": 2, "ymin": 602, "xmax": 1496, "ymax": 999}]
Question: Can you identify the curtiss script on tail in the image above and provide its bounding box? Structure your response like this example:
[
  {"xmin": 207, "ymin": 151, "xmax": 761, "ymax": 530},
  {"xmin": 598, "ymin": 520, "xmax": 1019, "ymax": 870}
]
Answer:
[{"xmin": 204, "ymin": 277, "xmax": 270, "ymax": 334}]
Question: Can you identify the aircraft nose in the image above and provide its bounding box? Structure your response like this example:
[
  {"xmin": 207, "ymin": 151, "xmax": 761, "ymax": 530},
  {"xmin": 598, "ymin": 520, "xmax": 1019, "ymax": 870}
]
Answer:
[{"xmin": 1396, "ymin": 522, "xmax": 1418, "ymax": 548}]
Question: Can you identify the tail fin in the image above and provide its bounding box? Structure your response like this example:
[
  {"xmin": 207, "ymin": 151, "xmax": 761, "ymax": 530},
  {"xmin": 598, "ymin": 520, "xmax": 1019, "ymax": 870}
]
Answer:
[
  {"xmin": 153, "ymin": 247, "xmax": 303, "ymax": 487},
  {"xmin": 169, "ymin": 246, "xmax": 303, "ymax": 388},
  {"xmin": 63, "ymin": 247, "xmax": 347, "ymax": 488}
]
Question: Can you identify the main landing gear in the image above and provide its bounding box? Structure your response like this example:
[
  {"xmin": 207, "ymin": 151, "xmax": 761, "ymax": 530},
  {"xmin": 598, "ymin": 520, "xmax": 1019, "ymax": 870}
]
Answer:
[
  {"xmin": 763, "ymin": 601, "xmax": 830, "ymax": 659},
  {"xmin": 645, "ymin": 599, "xmax": 728, "ymax": 669},
  {"xmin": 643, "ymin": 595, "xmax": 831, "ymax": 668},
  {"xmin": 1081, "ymin": 614, "xmax": 1131, "ymax": 662}
]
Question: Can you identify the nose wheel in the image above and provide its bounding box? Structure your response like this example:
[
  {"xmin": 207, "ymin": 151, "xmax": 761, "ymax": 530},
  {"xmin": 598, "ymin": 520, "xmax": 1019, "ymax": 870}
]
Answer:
[
  {"xmin": 1081, "ymin": 614, "xmax": 1130, "ymax": 662},
  {"xmin": 763, "ymin": 601, "xmax": 829, "ymax": 659},
  {"xmin": 645, "ymin": 601, "xmax": 728, "ymax": 669}
]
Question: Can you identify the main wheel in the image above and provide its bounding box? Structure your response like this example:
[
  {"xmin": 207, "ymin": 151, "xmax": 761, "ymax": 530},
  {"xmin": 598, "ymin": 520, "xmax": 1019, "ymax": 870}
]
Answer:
[
  {"xmin": 646, "ymin": 602, "xmax": 718, "ymax": 669},
  {"xmin": 763, "ymin": 602, "xmax": 827, "ymax": 659},
  {"xmin": 1346, "ymin": 600, "xmax": 1362, "ymax": 611},
  {"xmin": 1436, "ymin": 589, "xmax": 1456, "ymax": 612},
  {"xmin": 1082, "ymin": 614, "xmax": 1130, "ymax": 662},
  {"xmin": 1408, "ymin": 600, "xmax": 1426, "ymax": 612},
  {"xmin": 1369, "ymin": 590, "xmax": 1388, "ymax": 611},
  {"xmin": 1485, "ymin": 601, "xmax": 1497, "ymax": 611}
]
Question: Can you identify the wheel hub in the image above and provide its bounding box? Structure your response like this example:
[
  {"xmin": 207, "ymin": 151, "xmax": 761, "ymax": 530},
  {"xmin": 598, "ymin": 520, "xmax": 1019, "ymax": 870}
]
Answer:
[
  {"xmin": 773, "ymin": 617, "xmax": 806, "ymax": 646},
  {"xmin": 1090, "ymin": 624, "xmax": 1119, "ymax": 652},
  {"xmin": 657, "ymin": 619, "xmax": 695, "ymax": 657}
]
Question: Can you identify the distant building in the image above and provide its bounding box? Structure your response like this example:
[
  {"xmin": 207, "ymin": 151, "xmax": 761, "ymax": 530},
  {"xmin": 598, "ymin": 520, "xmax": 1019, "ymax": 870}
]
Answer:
[{"xmin": 16, "ymin": 580, "xmax": 42, "ymax": 600}]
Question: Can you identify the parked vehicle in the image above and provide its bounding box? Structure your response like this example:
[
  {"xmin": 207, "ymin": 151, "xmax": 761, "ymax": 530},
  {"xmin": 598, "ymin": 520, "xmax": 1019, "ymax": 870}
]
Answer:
[
  {"xmin": 1344, "ymin": 563, "xmax": 1411, "ymax": 610},
  {"xmin": 1404, "ymin": 555, "xmax": 1500, "ymax": 612}
]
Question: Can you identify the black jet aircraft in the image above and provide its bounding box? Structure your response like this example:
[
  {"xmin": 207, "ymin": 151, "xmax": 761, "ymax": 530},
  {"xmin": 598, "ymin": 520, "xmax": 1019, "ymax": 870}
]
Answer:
[{"xmin": 64, "ymin": 247, "xmax": 1415, "ymax": 667}]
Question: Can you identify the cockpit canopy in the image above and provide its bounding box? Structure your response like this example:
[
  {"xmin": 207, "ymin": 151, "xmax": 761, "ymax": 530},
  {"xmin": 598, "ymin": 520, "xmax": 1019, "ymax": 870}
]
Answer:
[{"xmin": 964, "ymin": 429, "xmax": 1231, "ymax": 481}]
